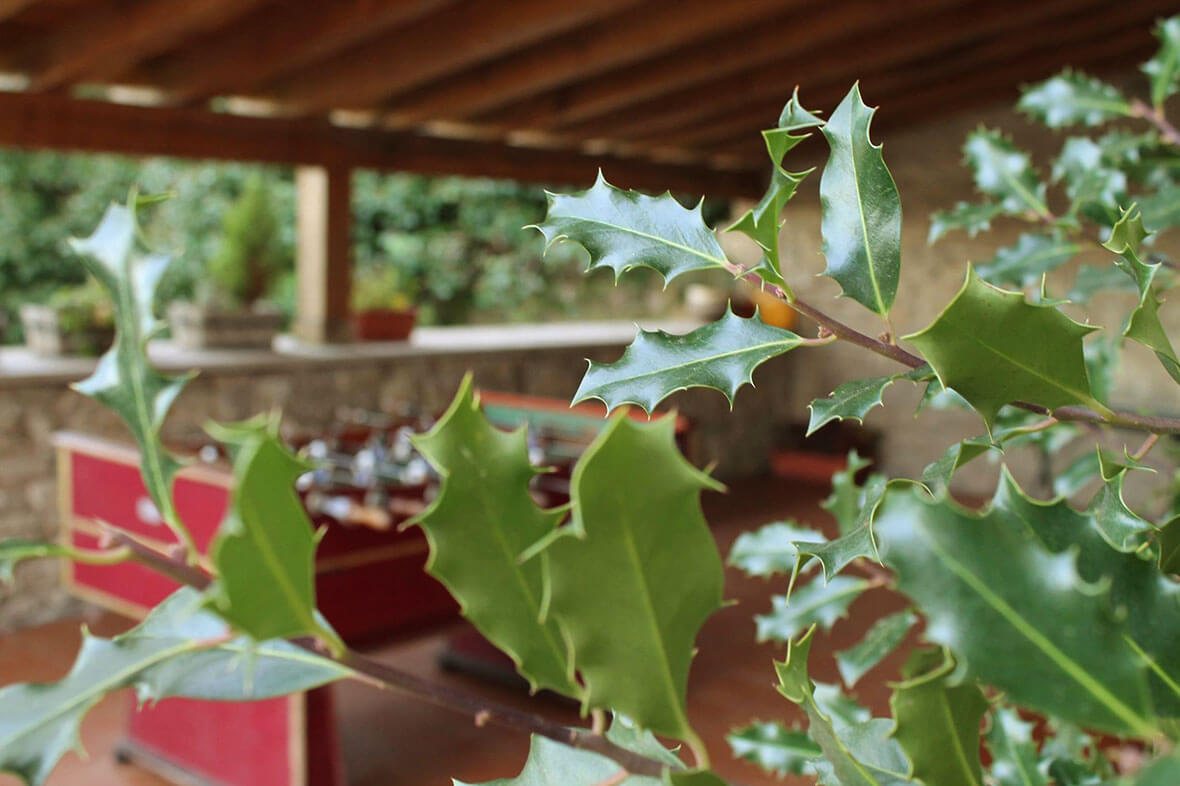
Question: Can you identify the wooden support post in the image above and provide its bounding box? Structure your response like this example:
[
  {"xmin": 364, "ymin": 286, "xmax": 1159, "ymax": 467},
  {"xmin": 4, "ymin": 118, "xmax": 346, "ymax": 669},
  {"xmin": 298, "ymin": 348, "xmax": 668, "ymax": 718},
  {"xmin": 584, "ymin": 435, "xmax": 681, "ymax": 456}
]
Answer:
[{"xmin": 294, "ymin": 164, "xmax": 353, "ymax": 344}]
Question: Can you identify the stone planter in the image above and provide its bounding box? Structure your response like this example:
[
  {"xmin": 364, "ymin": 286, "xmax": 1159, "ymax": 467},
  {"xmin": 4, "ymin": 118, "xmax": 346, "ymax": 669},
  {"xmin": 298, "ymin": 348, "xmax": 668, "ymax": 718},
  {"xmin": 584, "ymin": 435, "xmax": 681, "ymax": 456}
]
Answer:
[
  {"xmin": 353, "ymin": 308, "xmax": 417, "ymax": 341},
  {"xmin": 19, "ymin": 304, "xmax": 114, "ymax": 357},
  {"xmin": 167, "ymin": 302, "xmax": 283, "ymax": 349}
]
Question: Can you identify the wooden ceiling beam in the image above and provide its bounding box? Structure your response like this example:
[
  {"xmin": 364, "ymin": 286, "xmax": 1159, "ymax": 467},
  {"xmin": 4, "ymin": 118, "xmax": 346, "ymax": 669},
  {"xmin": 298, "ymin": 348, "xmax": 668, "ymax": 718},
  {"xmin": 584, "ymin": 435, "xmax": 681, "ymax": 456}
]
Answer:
[
  {"xmin": 137, "ymin": 0, "xmax": 456, "ymax": 107},
  {"xmin": 0, "ymin": 91, "xmax": 765, "ymax": 198},
  {"xmin": 265, "ymin": 0, "xmax": 641, "ymax": 113},
  {"xmin": 476, "ymin": 0, "xmax": 958, "ymax": 133},
  {"xmin": 568, "ymin": 0, "xmax": 1124, "ymax": 145},
  {"xmin": 380, "ymin": 0, "xmax": 803, "ymax": 126},
  {"xmin": 20, "ymin": 0, "xmax": 266, "ymax": 92}
]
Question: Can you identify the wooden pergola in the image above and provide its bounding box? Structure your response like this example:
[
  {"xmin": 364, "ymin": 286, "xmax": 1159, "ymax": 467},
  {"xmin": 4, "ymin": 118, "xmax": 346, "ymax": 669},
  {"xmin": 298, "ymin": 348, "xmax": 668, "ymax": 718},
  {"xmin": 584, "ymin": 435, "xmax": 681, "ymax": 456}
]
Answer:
[{"xmin": 0, "ymin": 0, "xmax": 1171, "ymax": 342}]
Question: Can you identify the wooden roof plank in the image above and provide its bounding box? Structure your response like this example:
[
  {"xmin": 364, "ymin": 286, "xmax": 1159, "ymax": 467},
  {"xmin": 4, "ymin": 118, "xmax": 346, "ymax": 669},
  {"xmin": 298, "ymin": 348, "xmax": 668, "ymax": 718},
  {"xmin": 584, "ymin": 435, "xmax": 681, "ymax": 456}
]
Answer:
[
  {"xmin": 265, "ymin": 0, "xmax": 642, "ymax": 112},
  {"xmin": 22, "ymin": 0, "xmax": 267, "ymax": 92},
  {"xmin": 381, "ymin": 0, "xmax": 804, "ymax": 126},
  {"xmin": 144, "ymin": 0, "xmax": 457, "ymax": 106}
]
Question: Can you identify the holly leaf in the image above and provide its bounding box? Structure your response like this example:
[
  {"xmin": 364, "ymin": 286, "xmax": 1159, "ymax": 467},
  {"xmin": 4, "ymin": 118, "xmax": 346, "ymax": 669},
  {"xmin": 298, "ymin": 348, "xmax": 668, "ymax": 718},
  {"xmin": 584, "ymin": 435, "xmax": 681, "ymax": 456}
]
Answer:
[
  {"xmin": 1052, "ymin": 138, "xmax": 1128, "ymax": 221},
  {"xmin": 874, "ymin": 483, "xmax": 1157, "ymax": 736},
  {"xmin": 728, "ymin": 520, "xmax": 824, "ymax": 578},
  {"xmin": 1085, "ymin": 471, "xmax": 1154, "ymax": 553},
  {"xmin": 835, "ymin": 610, "xmax": 917, "ymax": 688},
  {"xmin": 822, "ymin": 451, "xmax": 878, "ymax": 535},
  {"xmin": 407, "ymin": 376, "xmax": 576, "ymax": 697},
  {"xmin": 1138, "ymin": 181, "xmax": 1180, "ymax": 232},
  {"xmin": 537, "ymin": 416, "xmax": 723, "ymax": 742},
  {"xmin": 807, "ymin": 367, "xmax": 930, "ymax": 437},
  {"xmin": 986, "ymin": 706, "xmax": 1046, "ymax": 786},
  {"xmin": 0, "ymin": 588, "xmax": 350, "ymax": 786},
  {"xmin": 905, "ymin": 267, "xmax": 1104, "ymax": 433},
  {"xmin": 888, "ymin": 647, "xmax": 988, "ymax": 786},
  {"xmin": 775, "ymin": 628, "xmax": 914, "ymax": 786},
  {"xmin": 928, "ymin": 201, "xmax": 1003, "ymax": 244},
  {"xmin": 795, "ymin": 524, "xmax": 881, "ymax": 584},
  {"xmin": 727, "ymin": 721, "xmax": 821, "ymax": 777},
  {"xmin": 919, "ymin": 439, "xmax": 991, "ymax": 499},
  {"xmin": 1067, "ymin": 264, "xmax": 1137, "ymax": 303},
  {"xmin": 1018, "ymin": 70, "xmax": 1131, "ymax": 128},
  {"xmin": 69, "ymin": 203, "xmax": 196, "ymax": 554},
  {"xmin": 572, "ymin": 308, "xmax": 805, "ymax": 414},
  {"xmin": 756, "ymin": 577, "xmax": 870, "ymax": 643},
  {"xmin": 1085, "ymin": 334, "xmax": 1121, "ymax": 406},
  {"xmin": 819, "ymin": 83, "xmax": 902, "ymax": 316},
  {"xmin": 534, "ymin": 171, "xmax": 728, "ymax": 285},
  {"xmin": 963, "ymin": 129, "xmax": 1049, "ymax": 217},
  {"xmin": 205, "ymin": 416, "xmax": 342, "ymax": 653},
  {"xmin": 975, "ymin": 232, "xmax": 1081, "ymax": 287},
  {"xmin": 1158, "ymin": 515, "xmax": 1180, "ymax": 574},
  {"xmin": 1103, "ymin": 206, "xmax": 1180, "ymax": 385},
  {"xmin": 1143, "ymin": 15, "xmax": 1180, "ymax": 108}
]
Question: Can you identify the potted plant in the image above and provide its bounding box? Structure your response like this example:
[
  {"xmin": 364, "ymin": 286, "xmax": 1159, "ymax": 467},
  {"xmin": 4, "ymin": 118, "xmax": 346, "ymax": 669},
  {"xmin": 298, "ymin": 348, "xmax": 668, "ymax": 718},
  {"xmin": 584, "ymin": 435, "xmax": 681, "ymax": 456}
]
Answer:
[
  {"xmin": 19, "ymin": 278, "xmax": 114, "ymax": 356},
  {"xmin": 168, "ymin": 173, "xmax": 287, "ymax": 349},
  {"xmin": 351, "ymin": 264, "xmax": 417, "ymax": 341}
]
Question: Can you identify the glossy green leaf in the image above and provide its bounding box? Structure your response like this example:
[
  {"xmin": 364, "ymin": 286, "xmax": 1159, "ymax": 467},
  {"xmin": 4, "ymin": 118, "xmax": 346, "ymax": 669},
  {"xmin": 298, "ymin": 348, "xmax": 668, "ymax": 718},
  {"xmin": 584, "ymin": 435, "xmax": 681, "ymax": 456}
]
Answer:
[
  {"xmin": 205, "ymin": 416, "xmax": 341, "ymax": 653},
  {"xmin": 573, "ymin": 308, "xmax": 805, "ymax": 414},
  {"xmin": 819, "ymin": 83, "xmax": 902, "ymax": 316},
  {"xmin": 796, "ymin": 524, "xmax": 881, "ymax": 584},
  {"xmin": 1143, "ymin": 15, "xmax": 1180, "ymax": 108},
  {"xmin": 1018, "ymin": 71, "xmax": 1131, "ymax": 128},
  {"xmin": 727, "ymin": 721, "xmax": 821, "ymax": 777},
  {"xmin": 1138, "ymin": 181, "xmax": 1180, "ymax": 232},
  {"xmin": 775, "ymin": 628, "xmax": 914, "ymax": 786},
  {"xmin": 807, "ymin": 367, "xmax": 929, "ymax": 437},
  {"xmin": 1157, "ymin": 515, "xmax": 1180, "ymax": 574},
  {"xmin": 963, "ymin": 129, "xmax": 1049, "ymax": 217},
  {"xmin": 1084, "ymin": 334, "xmax": 1121, "ymax": 406},
  {"xmin": 538, "ymin": 415, "xmax": 723, "ymax": 742},
  {"xmin": 756, "ymin": 577, "xmax": 869, "ymax": 643},
  {"xmin": 986, "ymin": 706, "xmax": 1046, "ymax": 786},
  {"xmin": 69, "ymin": 203, "xmax": 196, "ymax": 554},
  {"xmin": 928, "ymin": 201, "xmax": 1002, "ymax": 244},
  {"xmin": 822, "ymin": 450, "xmax": 879, "ymax": 535},
  {"xmin": 919, "ymin": 439, "xmax": 991, "ymax": 499},
  {"xmin": 1085, "ymin": 472, "xmax": 1153, "ymax": 553},
  {"xmin": 1105, "ymin": 206, "xmax": 1180, "ymax": 385},
  {"xmin": 0, "ymin": 588, "xmax": 351, "ymax": 786},
  {"xmin": 835, "ymin": 610, "xmax": 917, "ymax": 688},
  {"xmin": 408, "ymin": 376, "xmax": 576, "ymax": 697},
  {"xmin": 813, "ymin": 682, "xmax": 873, "ymax": 729},
  {"xmin": 727, "ymin": 520, "xmax": 824, "ymax": 579},
  {"xmin": 874, "ymin": 483, "xmax": 1156, "ymax": 736},
  {"xmin": 534, "ymin": 171, "xmax": 727, "ymax": 285},
  {"xmin": 1053, "ymin": 137, "xmax": 1127, "ymax": 220},
  {"xmin": 905, "ymin": 266, "xmax": 1104, "ymax": 432},
  {"xmin": 889, "ymin": 647, "xmax": 987, "ymax": 786},
  {"xmin": 975, "ymin": 232, "xmax": 1081, "ymax": 287}
]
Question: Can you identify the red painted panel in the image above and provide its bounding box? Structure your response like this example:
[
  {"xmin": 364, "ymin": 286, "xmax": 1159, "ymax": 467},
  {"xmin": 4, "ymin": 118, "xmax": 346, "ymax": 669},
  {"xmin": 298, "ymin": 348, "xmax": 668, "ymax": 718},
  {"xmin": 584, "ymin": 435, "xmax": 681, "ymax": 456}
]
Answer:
[{"xmin": 315, "ymin": 556, "xmax": 456, "ymax": 644}]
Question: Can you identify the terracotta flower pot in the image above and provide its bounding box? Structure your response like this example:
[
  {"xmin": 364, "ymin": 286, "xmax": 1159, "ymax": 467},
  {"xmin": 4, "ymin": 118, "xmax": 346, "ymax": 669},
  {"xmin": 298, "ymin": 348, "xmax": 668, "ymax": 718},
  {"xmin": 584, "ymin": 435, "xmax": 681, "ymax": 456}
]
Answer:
[{"xmin": 353, "ymin": 308, "xmax": 417, "ymax": 341}]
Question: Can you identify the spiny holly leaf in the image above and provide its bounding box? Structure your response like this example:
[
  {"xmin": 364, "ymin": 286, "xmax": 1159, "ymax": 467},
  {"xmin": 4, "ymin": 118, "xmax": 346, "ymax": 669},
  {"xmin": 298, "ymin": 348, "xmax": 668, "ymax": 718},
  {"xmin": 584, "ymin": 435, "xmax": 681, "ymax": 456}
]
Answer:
[
  {"xmin": 1052, "ymin": 138, "xmax": 1128, "ymax": 221},
  {"xmin": 727, "ymin": 721, "xmax": 821, "ymax": 777},
  {"xmin": 795, "ymin": 524, "xmax": 881, "ymax": 584},
  {"xmin": 1085, "ymin": 472, "xmax": 1154, "ymax": 553},
  {"xmin": 1143, "ymin": 15, "xmax": 1180, "ymax": 108},
  {"xmin": 963, "ymin": 129, "xmax": 1049, "ymax": 217},
  {"xmin": 1097, "ymin": 129, "xmax": 1159, "ymax": 167},
  {"xmin": 534, "ymin": 171, "xmax": 728, "ymax": 285},
  {"xmin": 728, "ymin": 520, "xmax": 824, "ymax": 578},
  {"xmin": 835, "ymin": 610, "xmax": 917, "ymax": 688},
  {"xmin": 408, "ymin": 376, "xmax": 576, "ymax": 697},
  {"xmin": 1067, "ymin": 264, "xmax": 1137, "ymax": 303},
  {"xmin": 1104, "ymin": 206, "xmax": 1180, "ymax": 385},
  {"xmin": 775, "ymin": 628, "xmax": 914, "ymax": 786},
  {"xmin": 1158, "ymin": 515, "xmax": 1180, "ymax": 574},
  {"xmin": 537, "ymin": 415, "xmax": 723, "ymax": 742},
  {"xmin": 874, "ymin": 483, "xmax": 1156, "ymax": 736},
  {"xmin": 905, "ymin": 266, "xmax": 1104, "ymax": 433},
  {"xmin": 0, "ymin": 588, "xmax": 350, "ymax": 786},
  {"xmin": 928, "ymin": 201, "xmax": 1003, "ymax": 244},
  {"xmin": 0, "ymin": 541, "xmax": 74, "ymax": 585},
  {"xmin": 974, "ymin": 233, "xmax": 1081, "ymax": 287},
  {"xmin": 986, "ymin": 706, "xmax": 1046, "ymax": 786},
  {"xmin": 69, "ymin": 203, "xmax": 196, "ymax": 554},
  {"xmin": 813, "ymin": 682, "xmax": 872, "ymax": 729},
  {"xmin": 807, "ymin": 366, "xmax": 930, "ymax": 437},
  {"xmin": 756, "ymin": 577, "xmax": 870, "ymax": 643},
  {"xmin": 1085, "ymin": 334, "xmax": 1121, "ymax": 406},
  {"xmin": 1018, "ymin": 70, "xmax": 1131, "ymax": 128},
  {"xmin": 992, "ymin": 469, "xmax": 1180, "ymax": 719},
  {"xmin": 888, "ymin": 647, "xmax": 988, "ymax": 786},
  {"xmin": 919, "ymin": 439, "xmax": 991, "ymax": 499},
  {"xmin": 822, "ymin": 450, "xmax": 881, "ymax": 535},
  {"xmin": 1138, "ymin": 181, "xmax": 1180, "ymax": 232},
  {"xmin": 573, "ymin": 308, "xmax": 805, "ymax": 414},
  {"xmin": 819, "ymin": 83, "xmax": 902, "ymax": 316},
  {"xmin": 205, "ymin": 416, "xmax": 341, "ymax": 653}
]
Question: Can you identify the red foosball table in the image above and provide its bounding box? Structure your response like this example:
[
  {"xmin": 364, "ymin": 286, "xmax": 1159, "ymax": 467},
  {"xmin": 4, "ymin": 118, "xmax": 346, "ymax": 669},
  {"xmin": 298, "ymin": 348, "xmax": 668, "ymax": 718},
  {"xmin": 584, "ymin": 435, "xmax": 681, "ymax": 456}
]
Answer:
[{"xmin": 55, "ymin": 392, "xmax": 689, "ymax": 786}]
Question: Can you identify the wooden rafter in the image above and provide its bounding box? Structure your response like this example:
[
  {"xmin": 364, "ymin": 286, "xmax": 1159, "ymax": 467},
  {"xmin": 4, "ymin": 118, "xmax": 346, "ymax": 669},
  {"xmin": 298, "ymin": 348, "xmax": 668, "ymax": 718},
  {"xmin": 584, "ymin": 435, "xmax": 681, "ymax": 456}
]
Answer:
[
  {"xmin": 264, "ymin": 0, "xmax": 641, "ymax": 112},
  {"xmin": 135, "ymin": 0, "xmax": 457, "ymax": 107},
  {"xmin": 20, "ymin": 0, "xmax": 266, "ymax": 92},
  {"xmin": 380, "ymin": 0, "xmax": 804, "ymax": 126},
  {"xmin": 0, "ymin": 91, "xmax": 765, "ymax": 198}
]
